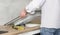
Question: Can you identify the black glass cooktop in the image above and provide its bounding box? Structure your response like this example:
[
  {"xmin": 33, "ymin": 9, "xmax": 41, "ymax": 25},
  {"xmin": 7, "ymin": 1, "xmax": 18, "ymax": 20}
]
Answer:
[
  {"xmin": 33, "ymin": 33, "xmax": 40, "ymax": 35},
  {"xmin": 0, "ymin": 31, "xmax": 8, "ymax": 34}
]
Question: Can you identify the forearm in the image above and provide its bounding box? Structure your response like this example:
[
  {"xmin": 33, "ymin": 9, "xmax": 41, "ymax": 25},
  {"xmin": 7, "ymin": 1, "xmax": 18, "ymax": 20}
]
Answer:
[{"xmin": 26, "ymin": 0, "xmax": 45, "ymax": 14}]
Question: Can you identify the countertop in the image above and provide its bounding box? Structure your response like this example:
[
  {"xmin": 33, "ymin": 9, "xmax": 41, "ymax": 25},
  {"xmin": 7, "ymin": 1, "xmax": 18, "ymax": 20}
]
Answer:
[{"xmin": 0, "ymin": 25, "xmax": 40, "ymax": 35}]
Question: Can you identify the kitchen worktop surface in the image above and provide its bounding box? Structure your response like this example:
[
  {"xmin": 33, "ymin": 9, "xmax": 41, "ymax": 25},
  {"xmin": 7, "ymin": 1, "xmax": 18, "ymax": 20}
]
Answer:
[{"xmin": 0, "ymin": 25, "xmax": 40, "ymax": 35}]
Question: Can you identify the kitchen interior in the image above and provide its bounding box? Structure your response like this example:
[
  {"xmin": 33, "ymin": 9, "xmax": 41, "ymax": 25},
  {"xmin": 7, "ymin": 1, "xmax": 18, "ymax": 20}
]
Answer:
[{"xmin": 0, "ymin": 0, "xmax": 40, "ymax": 35}]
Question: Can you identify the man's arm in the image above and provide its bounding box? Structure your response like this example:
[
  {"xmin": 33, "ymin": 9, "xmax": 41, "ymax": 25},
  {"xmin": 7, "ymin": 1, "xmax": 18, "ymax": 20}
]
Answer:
[
  {"xmin": 20, "ymin": 0, "xmax": 45, "ymax": 18},
  {"xmin": 26, "ymin": 0, "xmax": 45, "ymax": 14}
]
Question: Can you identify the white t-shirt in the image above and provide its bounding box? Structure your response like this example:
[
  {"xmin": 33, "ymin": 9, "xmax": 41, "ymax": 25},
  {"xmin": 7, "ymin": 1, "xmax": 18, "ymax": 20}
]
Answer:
[{"xmin": 26, "ymin": 0, "xmax": 60, "ymax": 28}]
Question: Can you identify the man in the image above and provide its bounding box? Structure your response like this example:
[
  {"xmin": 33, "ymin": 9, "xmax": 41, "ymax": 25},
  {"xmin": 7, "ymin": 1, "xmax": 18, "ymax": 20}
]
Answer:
[{"xmin": 20, "ymin": 0, "xmax": 60, "ymax": 35}]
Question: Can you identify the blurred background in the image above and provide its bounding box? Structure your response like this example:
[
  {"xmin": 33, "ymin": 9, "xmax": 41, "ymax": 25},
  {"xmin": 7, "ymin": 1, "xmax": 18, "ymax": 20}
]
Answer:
[{"xmin": 0, "ymin": 0, "xmax": 32, "ymax": 25}]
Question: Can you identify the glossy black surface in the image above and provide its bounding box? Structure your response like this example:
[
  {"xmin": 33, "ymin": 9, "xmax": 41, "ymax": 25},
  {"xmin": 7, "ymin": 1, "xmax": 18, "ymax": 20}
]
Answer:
[
  {"xmin": 0, "ymin": 31, "xmax": 8, "ymax": 34},
  {"xmin": 33, "ymin": 33, "xmax": 40, "ymax": 35}
]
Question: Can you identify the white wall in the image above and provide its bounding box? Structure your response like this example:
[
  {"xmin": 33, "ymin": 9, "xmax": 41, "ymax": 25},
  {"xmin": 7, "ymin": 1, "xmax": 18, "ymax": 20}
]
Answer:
[{"xmin": 0, "ymin": 0, "xmax": 31, "ymax": 25}]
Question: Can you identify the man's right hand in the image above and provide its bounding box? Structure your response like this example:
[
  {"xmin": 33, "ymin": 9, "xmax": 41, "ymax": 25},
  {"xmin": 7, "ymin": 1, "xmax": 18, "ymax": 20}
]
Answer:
[{"xmin": 20, "ymin": 9, "xmax": 27, "ymax": 18}]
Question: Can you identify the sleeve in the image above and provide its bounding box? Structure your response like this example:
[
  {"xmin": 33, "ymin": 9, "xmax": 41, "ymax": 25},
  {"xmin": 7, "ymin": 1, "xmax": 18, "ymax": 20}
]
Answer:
[{"xmin": 26, "ymin": 0, "xmax": 46, "ymax": 14}]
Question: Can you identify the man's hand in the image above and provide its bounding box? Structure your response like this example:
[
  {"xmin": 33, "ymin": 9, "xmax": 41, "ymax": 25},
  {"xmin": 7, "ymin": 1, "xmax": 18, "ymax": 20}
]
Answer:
[{"xmin": 20, "ymin": 9, "xmax": 27, "ymax": 18}]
